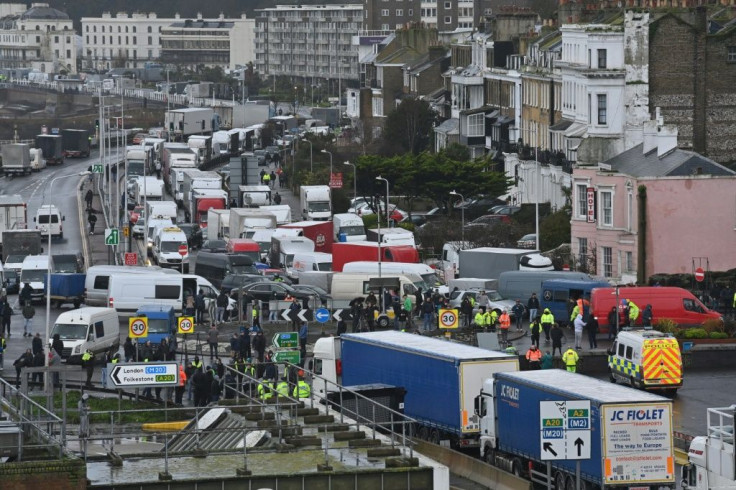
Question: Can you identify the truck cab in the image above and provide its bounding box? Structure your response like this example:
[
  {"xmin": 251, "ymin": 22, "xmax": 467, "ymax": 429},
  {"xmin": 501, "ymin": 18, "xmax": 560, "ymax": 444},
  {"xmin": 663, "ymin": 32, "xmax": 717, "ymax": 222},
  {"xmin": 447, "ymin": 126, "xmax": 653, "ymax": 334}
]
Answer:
[
  {"xmin": 682, "ymin": 406, "xmax": 736, "ymax": 490},
  {"xmin": 309, "ymin": 336, "xmax": 342, "ymax": 397},
  {"xmin": 134, "ymin": 305, "xmax": 176, "ymax": 345}
]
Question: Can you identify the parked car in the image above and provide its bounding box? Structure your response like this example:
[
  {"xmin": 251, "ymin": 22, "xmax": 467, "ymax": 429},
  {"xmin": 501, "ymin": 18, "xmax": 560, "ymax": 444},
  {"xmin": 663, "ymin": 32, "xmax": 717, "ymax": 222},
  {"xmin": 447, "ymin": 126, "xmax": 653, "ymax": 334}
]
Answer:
[
  {"xmin": 464, "ymin": 214, "xmax": 511, "ymax": 230},
  {"xmin": 200, "ymin": 239, "xmax": 228, "ymax": 253},
  {"xmin": 128, "ymin": 205, "xmax": 144, "ymax": 225},
  {"xmin": 459, "ymin": 196, "xmax": 506, "ymax": 219},
  {"xmin": 292, "ymin": 284, "xmax": 331, "ymax": 305},
  {"xmin": 517, "ymin": 233, "xmax": 537, "ymax": 249},
  {"xmin": 220, "ymin": 274, "xmax": 269, "ymax": 294},
  {"xmin": 489, "ymin": 205, "xmax": 521, "ymax": 216},
  {"xmin": 448, "ymin": 289, "xmax": 516, "ymax": 317},
  {"xmin": 177, "ymin": 223, "xmax": 203, "ymax": 250},
  {"xmin": 234, "ymin": 281, "xmax": 312, "ymax": 303}
]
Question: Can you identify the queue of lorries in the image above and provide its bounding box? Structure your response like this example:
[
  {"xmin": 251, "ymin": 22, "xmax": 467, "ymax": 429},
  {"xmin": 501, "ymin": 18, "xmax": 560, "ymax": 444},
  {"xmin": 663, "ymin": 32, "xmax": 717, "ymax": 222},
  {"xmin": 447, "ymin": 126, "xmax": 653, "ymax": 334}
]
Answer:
[{"xmin": 0, "ymin": 129, "xmax": 93, "ymax": 176}]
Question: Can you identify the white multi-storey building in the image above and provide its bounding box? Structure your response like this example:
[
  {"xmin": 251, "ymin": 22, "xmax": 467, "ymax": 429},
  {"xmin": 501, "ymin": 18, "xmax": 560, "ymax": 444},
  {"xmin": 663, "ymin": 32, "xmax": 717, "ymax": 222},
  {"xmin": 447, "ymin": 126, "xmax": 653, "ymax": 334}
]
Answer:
[
  {"xmin": 254, "ymin": 5, "xmax": 364, "ymax": 82},
  {"xmin": 0, "ymin": 3, "xmax": 77, "ymax": 74},
  {"xmin": 82, "ymin": 12, "xmax": 255, "ymax": 72}
]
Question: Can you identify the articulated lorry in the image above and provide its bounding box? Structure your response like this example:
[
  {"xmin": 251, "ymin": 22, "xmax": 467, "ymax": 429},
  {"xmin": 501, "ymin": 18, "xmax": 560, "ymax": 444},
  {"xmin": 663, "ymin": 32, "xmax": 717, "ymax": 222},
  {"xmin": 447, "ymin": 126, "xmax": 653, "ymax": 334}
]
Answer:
[
  {"xmin": 165, "ymin": 108, "xmax": 214, "ymax": 139},
  {"xmin": 61, "ymin": 129, "xmax": 90, "ymax": 158},
  {"xmin": 181, "ymin": 169, "xmax": 222, "ymax": 206},
  {"xmin": 185, "ymin": 189, "xmax": 227, "ymax": 228},
  {"xmin": 331, "ymin": 241, "xmax": 419, "ymax": 272},
  {"xmin": 35, "ymin": 134, "xmax": 64, "ymax": 165},
  {"xmin": 311, "ymin": 331, "xmax": 519, "ymax": 448},
  {"xmin": 229, "ymin": 208, "xmax": 277, "ymax": 240},
  {"xmin": 478, "ymin": 370, "xmax": 675, "ymax": 489},
  {"xmin": 125, "ymin": 146, "xmax": 148, "ymax": 180},
  {"xmin": 681, "ymin": 405, "xmax": 736, "ymax": 490}
]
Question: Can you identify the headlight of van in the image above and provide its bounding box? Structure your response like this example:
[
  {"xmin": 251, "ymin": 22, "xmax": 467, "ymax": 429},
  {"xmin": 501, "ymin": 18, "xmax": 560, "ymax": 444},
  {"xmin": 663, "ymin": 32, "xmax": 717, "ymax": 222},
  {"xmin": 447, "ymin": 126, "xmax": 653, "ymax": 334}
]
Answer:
[{"xmin": 74, "ymin": 345, "xmax": 81, "ymax": 354}]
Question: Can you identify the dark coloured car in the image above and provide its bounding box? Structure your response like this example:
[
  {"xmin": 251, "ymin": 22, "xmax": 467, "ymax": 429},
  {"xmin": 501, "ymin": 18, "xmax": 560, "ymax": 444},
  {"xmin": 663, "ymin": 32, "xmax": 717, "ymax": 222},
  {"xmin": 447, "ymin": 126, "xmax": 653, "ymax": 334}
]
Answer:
[
  {"xmin": 220, "ymin": 274, "xmax": 269, "ymax": 294},
  {"xmin": 234, "ymin": 281, "xmax": 313, "ymax": 304},
  {"xmin": 464, "ymin": 214, "xmax": 511, "ymax": 230},
  {"xmin": 489, "ymin": 205, "xmax": 521, "ymax": 216},
  {"xmin": 292, "ymin": 284, "xmax": 331, "ymax": 307},
  {"xmin": 177, "ymin": 223, "xmax": 203, "ymax": 250},
  {"xmin": 4, "ymin": 269, "xmax": 20, "ymax": 294},
  {"xmin": 459, "ymin": 197, "xmax": 506, "ymax": 219},
  {"xmin": 200, "ymin": 239, "xmax": 228, "ymax": 253}
]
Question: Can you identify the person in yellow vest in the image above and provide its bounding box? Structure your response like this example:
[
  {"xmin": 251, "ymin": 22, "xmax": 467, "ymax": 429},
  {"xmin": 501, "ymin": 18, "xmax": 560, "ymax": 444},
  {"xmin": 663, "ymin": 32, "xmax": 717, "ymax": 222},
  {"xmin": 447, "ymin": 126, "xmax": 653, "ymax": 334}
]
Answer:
[
  {"xmin": 469, "ymin": 296, "xmax": 475, "ymax": 308},
  {"xmin": 276, "ymin": 378, "xmax": 290, "ymax": 398},
  {"xmin": 525, "ymin": 344, "xmax": 542, "ymax": 370},
  {"xmin": 257, "ymin": 379, "xmax": 274, "ymax": 400},
  {"xmin": 82, "ymin": 349, "xmax": 94, "ymax": 388},
  {"xmin": 540, "ymin": 308, "xmax": 555, "ymax": 344},
  {"xmin": 562, "ymin": 347, "xmax": 579, "ymax": 373},
  {"xmin": 498, "ymin": 310, "xmax": 511, "ymax": 345},
  {"xmin": 293, "ymin": 378, "xmax": 311, "ymax": 399},
  {"xmin": 474, "ymin": 308, "xmax": 486, "ymax": 329},
  {"xmin": 626, "ymin": 300, "xmax": 640, "ymax": 326},
  {"xmin": 487, "ymin": 309, "xmax": 498, "ymax": 332}
]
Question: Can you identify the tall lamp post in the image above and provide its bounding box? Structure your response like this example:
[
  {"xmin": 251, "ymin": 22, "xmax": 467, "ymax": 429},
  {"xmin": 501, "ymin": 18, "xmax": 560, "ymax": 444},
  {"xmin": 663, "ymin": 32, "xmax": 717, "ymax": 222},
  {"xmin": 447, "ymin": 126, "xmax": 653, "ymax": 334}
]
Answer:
[
  {"xmin": 44, "ymin": 170, "xmax": 91, "ymax": 392},
  {"xmin": 450, "ymin": 190, "xmax": 465, "ymax": 244},
  {"xmin": 375, "ymin": 176, "xmax": 389, "ymax": 228},
  {"xmin": 302, "ymin": 137, "xmax": 313, "ymax": 172},
  {"xmin": 344, "ymin": 161, "xmax": 357, "ymax": 201},
  {"xmin": 321, "ymin": 148, "xmax": 333, "ymax": 178}
]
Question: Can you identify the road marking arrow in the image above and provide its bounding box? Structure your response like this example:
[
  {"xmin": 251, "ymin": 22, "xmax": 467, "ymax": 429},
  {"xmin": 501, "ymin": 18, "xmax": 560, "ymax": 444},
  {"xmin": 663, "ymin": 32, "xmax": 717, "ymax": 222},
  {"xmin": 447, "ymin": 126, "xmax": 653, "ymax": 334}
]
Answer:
[
  {"xmin": 574, "ymin": 437, "xmax": 584, "ymax": 457},
  {"xmin": 543, "ymin": 442, "xmax": 557, "ymax": 457}
]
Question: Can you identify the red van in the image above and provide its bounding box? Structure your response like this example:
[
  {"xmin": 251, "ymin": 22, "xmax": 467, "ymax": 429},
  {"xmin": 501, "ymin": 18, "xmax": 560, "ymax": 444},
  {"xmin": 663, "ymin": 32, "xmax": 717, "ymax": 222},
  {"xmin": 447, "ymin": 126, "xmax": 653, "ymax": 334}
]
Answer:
[
  {"xmin": 590, "ymin": 286, "xmax": 722, "ymax": 331},
  {"xmin": 226, "ymin": 238, "xmax": 261, "ymax": 263}
]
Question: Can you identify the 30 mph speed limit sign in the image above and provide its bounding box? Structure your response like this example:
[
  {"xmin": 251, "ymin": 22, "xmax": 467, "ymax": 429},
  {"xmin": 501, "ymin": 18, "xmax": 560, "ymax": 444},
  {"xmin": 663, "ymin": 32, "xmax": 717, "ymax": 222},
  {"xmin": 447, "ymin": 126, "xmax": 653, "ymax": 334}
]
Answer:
[
  {"xmin": 438, "ymin": 308, "xmax": 459, "ymax": 329},
  {"xmin": 129, "ymin": 317, "xmax": 148, "ymax": 338},
  {"xmin": 177, "ymin": 316, "xmax": 195, "ymax": 334}
]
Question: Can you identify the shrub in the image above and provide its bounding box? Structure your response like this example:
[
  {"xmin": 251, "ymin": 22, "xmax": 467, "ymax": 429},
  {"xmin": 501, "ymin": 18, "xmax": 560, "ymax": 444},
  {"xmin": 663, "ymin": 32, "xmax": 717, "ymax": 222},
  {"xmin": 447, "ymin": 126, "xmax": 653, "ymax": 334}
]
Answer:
[
  {"xmin": 673, "ymin": 329, "xmax": 687, "ymax": 339},
  {"xmin": 702, "ymin": 318, "xmax": 725, "ymax": 334},
  {"xmin": 655, "ymin": 318, "xmax": 678, "ymax": 334},
  {"xmin": 709, "ymin": 331, "xmax": 729, "ymax": 339},
  {"xmin": 723, "ymin": 319, "xmax": 736, "ymax": 337},
  {"xmin": 683, "ymin": 328, "xmax": 708, "ymax": 339}
]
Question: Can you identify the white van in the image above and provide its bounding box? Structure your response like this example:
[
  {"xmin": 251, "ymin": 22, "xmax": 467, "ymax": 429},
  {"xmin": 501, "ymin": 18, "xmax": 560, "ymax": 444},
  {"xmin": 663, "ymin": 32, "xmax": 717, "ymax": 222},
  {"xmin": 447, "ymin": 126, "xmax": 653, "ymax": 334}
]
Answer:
[
  {"xmin": 107, "ymin": 272, "xmax": 231, "ymax": 317},
  {"xmin": 293, "ymin": 252, "xmax": 332, "ymax": 279},
  {"xmin": 342, "ymin": 261, "xmax": 444, "ymax": 293},
  {"xmin": 49, "ymin": 307, "xmax": 120, "ymax": 364},
  {"xmin": 333, "ymin": 213, "xmax": 366, "ymax": 242},
  {"xmin": 34, "ymin": 205, "xmax": 64, "ymax": 239},
  {"xmin": 153, "ymin": 226, "xmax": 189, "ymax": 272},
  {"xmin": 330, "ymin": 272, "xmax": 421, "ymax": 302},
  {"xmin": 20, "ymin": 255, "xmax": 53, "ymax": 301},
  {"xmin": 29, "ymin": 148, "xmax": 46, "ymax": 171},
  {"xmin": 147, "ymin": 217, "xmax": 176, "ymax": 255},
  {"xmin": 84, "ymin": 265, "xmax": 179, "ymax": 307}
]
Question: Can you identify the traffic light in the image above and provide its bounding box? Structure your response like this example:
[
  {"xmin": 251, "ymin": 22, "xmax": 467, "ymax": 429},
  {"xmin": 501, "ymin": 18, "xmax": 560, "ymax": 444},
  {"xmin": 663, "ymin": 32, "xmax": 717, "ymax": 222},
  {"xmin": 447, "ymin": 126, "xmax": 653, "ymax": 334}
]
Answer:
[{"xmin": 95, "ymin": 119, "xmax": 99, "ymax": 129}]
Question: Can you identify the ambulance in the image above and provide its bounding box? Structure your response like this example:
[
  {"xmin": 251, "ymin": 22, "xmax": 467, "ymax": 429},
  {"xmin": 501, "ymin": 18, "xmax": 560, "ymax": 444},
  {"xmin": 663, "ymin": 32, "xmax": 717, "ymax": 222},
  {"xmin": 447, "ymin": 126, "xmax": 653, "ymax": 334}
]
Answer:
[
  {"xmin": 152, "ymin": 226, "xmax": 189, "ymax": 272},
  {"xmin": 607, "ymin": 328, "xmax": 682, "ymax": 396}
]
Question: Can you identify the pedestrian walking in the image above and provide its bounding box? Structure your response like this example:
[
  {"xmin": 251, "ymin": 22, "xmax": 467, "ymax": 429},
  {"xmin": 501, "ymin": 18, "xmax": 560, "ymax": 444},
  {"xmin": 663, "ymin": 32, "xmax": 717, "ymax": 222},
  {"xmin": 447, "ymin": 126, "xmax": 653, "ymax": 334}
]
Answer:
[
  {"xmin": 550, "ymin": 323, "xmax": 563, "ymax": 357},
  {"xmin": 529, "ymin": 316, "xmax": 541, "ymax": 347},
  {"xmin": 88, "ymin": 212, "xmax": 97, "ymax": 235},
  {"xmin": 586, "ymin": 315, "xmax": 599, "ymax": 349},
  {"xmin": 85, "ymin": 189, "xmax": 94, "ymax": 211},
  {"xmin": 207, "ymin": 324, "xmax": 219, "ymax": 359},
  {"xmin": 52, "ymin": 333, "xmax": 64, "ymax": 358},
  {"xmin": 32, "ymin": 332, "xmax": 42, "ymax": 355},
  {"xmin": 269, "ymin": 171, "xmax": 276, "ymax": 189},
  {"xmin": 607, "ymin": 307, "xmax": 619, "ymax": 340},
  {"xmin": 527, "ymin": 293, "xmax": 539, "ymax": 324},
  {"xmin": 215, "ymin": 290, "xmax": 228, "ymax": 325},
  {"xmin": 573, "ymin": 313, "xmax": 585, "ymax": 350},
  {"xmin": 512, "ymin": 300, "xmax": 525, "ymax": 331},
  {"xmin": 298, "ymin": 321, "xmax": 308, "ymax": 360},
  {"xmin": 540, "ymin": 308, "xmax": 554, "ymax": 344},
  {"xmin": 421, "ymin": 298, "xmax": 434, "ymax": 332},
  {"xmin": 0, "ymin": 297, "xmax": 12, "ymax": 337},
  {"xmin": 19, "ymin": 282, "xmax": 32, "ymax": 308},
  {"xmin": 273, "ymin": 192, "xmax": 282, "ymax": 205},
  {"xmin": 22, "ymin": 302, "xmax": 35, "ymax": 337},
  {"xmin": 642, "ymin": 304, "xmax": 653, "ymax": 328},
  {"xmin": 562, "ymin": 347, "xmax": 579, "ymax": 373}
]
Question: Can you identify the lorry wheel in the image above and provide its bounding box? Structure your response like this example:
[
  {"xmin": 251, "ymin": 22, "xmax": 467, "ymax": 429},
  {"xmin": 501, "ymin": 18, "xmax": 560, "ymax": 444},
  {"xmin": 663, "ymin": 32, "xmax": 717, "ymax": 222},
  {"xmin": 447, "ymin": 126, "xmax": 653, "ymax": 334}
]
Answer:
[
  {"xmin": 565, "ymin": 474, "xmax": 576, "ymax": 490},
  {"xmin": 429, "ymin": 428, "xmax": 440, "ymax": 444},
  {"xmin": 511, "ymin": 459, "xmax": 523, "ymax": 477},
  {"xmin": 418, "ymin": 426, "xmax": 429, "ymax": 440},
  {"xmin": 483, "ymin": 446, "xmax": 495, "ymax": 465},
  {"xmin": 555, "ymin": 471, "xmax": 566, "ymax": 489}
]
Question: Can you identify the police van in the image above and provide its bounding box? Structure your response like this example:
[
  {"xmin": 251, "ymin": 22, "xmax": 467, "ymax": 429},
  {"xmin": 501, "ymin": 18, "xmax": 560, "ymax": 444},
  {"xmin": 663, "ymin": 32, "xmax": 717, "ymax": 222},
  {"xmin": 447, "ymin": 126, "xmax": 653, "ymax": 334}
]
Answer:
[
  {"xmin": 608, "ymin": 328, "xmax": 682, "ymax": 396},
  {"xmin": 153, "ymin": 226, "xmax": 189, "ymax": 272}
]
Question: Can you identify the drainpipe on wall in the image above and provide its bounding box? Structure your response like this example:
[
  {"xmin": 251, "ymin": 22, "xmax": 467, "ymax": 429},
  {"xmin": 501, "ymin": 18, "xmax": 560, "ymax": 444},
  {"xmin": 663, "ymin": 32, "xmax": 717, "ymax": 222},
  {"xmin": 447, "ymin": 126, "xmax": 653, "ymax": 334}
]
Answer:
[{"xmin": 637, "ymin": 184, "xmax": 647, "ymax": 285}]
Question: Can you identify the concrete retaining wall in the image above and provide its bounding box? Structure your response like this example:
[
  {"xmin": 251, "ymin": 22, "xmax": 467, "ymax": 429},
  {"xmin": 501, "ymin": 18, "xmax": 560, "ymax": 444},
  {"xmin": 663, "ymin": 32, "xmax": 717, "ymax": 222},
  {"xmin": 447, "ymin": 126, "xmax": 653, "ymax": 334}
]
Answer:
[{"xmin": 0, "ymin": 459, "xmax": 86, "ymax": 490}]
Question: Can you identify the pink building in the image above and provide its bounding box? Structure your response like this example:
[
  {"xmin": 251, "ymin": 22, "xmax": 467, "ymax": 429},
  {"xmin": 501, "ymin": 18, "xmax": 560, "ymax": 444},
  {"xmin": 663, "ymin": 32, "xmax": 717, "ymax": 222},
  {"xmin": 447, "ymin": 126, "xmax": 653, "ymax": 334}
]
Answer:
[{"xmin": 570, "ymin": 127, "xmax": 736, "ymax": 282}]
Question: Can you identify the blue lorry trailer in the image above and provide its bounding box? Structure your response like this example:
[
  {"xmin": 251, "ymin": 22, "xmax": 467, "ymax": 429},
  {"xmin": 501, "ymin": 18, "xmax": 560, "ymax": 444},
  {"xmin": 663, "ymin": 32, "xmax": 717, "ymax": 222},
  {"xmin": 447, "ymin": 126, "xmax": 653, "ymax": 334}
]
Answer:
[
  {"xmin": 49, "ymin": 273, "xmax": 85, "ymax": 308},
  {"xmin": 134, "ymin": 305, "xmax": 176, "ymax": 345},
  {"xmin": 339, "ymin": 331, "xmax": 518, "ymax": 448},
  {"xmin": 481, "ymin": 370, "xmax": 675, "ymax": 489}
]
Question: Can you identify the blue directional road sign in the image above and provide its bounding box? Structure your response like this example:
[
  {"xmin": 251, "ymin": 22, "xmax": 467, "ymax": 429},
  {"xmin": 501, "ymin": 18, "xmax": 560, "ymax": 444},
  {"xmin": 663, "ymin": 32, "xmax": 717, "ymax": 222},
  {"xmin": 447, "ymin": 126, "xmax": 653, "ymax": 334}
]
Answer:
[{"xmin": 315, "ymin": 308, "xmax": 330, "ymax": 323}]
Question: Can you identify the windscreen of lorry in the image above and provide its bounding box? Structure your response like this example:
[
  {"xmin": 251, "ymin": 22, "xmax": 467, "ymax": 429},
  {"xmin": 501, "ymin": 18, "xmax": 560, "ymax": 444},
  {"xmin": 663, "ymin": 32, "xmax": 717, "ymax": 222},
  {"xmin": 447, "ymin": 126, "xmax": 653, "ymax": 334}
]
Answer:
[
  {"xmin": 236, "ymin": 251, "xmax": 260, "ymax": 263},
  {"xmin": 421, "ymin": 272, "xmax": 443, "ymax": 288},
  {"xmin": 339, "ymin": 226, "xmax": 365, "ymax": 236},
  {"xmin": 127, "ymin": 161, "xmax": 145, "ymax": 177},
  {"xmin": 316, "ymin": 262, "xmax": 331, "ymax": 272},
  {"xmin": 21, "ymin": 269, "xmax": 47, "ymax": 283},
  {"xmin": 228, "ymin": 257, "xmax": 257, "ymax": 275},
  {"xmin": 37, "ymin": 214, "xmax": 59, "ymax": 224},
  {"xmin": 147, "ymin": 319, "xmax": 171, "ymax": 334},
  {"xmin": 51, "ymin": 323, "xmax": 87, "ymax": 340},
  {"xmin": 308, "ymin": 201, "xmax": 331, "ymax": 212},
  {"xmin": 6, "ymin": 255, "xmax": 27, "ymax": 266}
]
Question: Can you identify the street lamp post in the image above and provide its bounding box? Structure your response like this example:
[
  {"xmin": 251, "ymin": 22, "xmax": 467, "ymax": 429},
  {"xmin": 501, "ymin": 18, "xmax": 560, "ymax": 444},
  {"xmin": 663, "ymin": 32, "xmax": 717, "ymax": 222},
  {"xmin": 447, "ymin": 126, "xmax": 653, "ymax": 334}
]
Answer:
[
  {"xmin": 302, "ymin": 138, "xmax": 313, "ymax": 172},
  {"xmin": 344, "ymin": 161, "xmax": 357, "ymax": 201},
  {"xmin": 450, "ymin": 190, "xmax": 465, "ymax": 244},
  {"xmin": 375, "ymin": 176, "xmax": 389, "ymax": 228},
  {"xmin": 44, "ymin": 170, "xmax": 91, "ymax": 393},
  {"xmin": 321, "ymin": 149, "xmax": 333, "ymax": 179}
]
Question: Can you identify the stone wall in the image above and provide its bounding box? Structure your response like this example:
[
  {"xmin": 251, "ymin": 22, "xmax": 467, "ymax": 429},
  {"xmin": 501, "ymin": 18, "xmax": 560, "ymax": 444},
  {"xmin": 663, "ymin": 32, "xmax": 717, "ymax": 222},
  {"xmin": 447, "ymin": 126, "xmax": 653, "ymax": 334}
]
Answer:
[{"xmin": 0, "ymin": 459, "xmax": 86, "ymax": 490}]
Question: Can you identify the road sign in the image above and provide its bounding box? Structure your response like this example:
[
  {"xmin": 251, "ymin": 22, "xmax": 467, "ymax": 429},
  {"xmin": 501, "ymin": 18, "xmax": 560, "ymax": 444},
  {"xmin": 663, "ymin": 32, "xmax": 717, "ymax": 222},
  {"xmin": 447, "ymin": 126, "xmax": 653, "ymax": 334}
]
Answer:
[
  {"xmin": 694, "ymin": 267, "xmax": 705, "ymax": 282},
  {"xmin": 540, "ymin": 400, "xmax": 591, "ymax": 461},
  {"xmin": 108, "ymin": 362, "xmax": 179, "ymax": 388},
  {"xmin": 333, "ymin": 309, "xmax": 354, "ymax": 322},
  {"xmin": 128, "ymin": 317, "xmax": 148, "ymax": 339},
  {"xmin": 123, "ymin": 225, "xmax": 130, "ymax": 237},
  {"xmin": 315, "ymin": 308, "xmax": 330, "ymax": 323},
  {"xmin": 124, "ymin": 252, "xmax": 137, "ymax": 266},
  {"xmin": 177, "ymin": 316, "xmax": 195, "ymax": 334},
  {"xmin": 104, "ymin": 228, "xmax": 119, "ymax": 246},
  {"xmin": 298, "ymin": 308, "xmax": 313, "ymax": 322},
  {"xmin": 329, "ymin": 172, "xmax": 343, "ymax": 189},
  {"xmin": 272, "ymin": 350, "xmax": 301, "ymax": 364},
  {"xmin": 178, "ymin": 244, "xmax": 188, "ymax": 257},
  {"xmin": 438, "ymin": 308, "xmax": 459, "ymax": 329},
  {"xmin": 92, "ymin": 164, "xmax": 103, "ymax": 173},
  {"xmin": 272, "ymin": 332, "xmax": 298, "ymax": 348},
  {"xmin": 281, "ymin": 308, "xmax": 313, "ymax": 323}
]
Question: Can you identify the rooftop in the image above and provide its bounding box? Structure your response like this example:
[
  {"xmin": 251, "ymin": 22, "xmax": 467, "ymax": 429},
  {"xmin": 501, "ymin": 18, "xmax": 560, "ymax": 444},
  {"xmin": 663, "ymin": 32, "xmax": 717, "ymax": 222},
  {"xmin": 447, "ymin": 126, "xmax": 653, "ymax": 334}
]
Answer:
[{"xmin": 604, "ymin": 144, "xmax": 736, "ymax": 178}]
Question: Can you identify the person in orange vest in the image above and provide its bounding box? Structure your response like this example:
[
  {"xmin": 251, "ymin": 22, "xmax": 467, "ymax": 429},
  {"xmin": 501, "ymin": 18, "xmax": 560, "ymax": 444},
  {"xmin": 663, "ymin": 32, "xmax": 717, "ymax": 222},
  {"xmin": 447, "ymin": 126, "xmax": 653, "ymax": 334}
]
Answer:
[
  {"xmin": 175, "ymin": 363, "xmax": 187, "ymax": 406},
  {"xmin": 498, "ymin": 309, "xmax": 511, "ymax": 345},
  {"xmin": 525, "ymin": 344, "xmax": 542, "ymax": 370}
]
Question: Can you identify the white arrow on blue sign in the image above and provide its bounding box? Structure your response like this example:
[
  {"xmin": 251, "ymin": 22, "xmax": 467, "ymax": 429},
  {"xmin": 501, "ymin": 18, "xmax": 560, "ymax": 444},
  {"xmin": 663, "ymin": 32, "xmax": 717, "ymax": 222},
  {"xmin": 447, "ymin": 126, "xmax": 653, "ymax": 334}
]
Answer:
[{"xmin": 315, "ymin": 308, "xmax": 330, "ymax": 323}]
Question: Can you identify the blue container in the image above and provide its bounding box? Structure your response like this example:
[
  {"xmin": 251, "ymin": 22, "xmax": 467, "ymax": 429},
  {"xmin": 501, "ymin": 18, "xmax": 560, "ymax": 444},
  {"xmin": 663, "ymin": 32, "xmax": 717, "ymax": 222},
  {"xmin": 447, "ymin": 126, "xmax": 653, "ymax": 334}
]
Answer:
[
  {"xmin": 49, "ymin": 273, "xmax": 85, "ymax": 299},
  {"xmin": 135, "ymin": 305, "xmax": 176, "ymax": 345}
]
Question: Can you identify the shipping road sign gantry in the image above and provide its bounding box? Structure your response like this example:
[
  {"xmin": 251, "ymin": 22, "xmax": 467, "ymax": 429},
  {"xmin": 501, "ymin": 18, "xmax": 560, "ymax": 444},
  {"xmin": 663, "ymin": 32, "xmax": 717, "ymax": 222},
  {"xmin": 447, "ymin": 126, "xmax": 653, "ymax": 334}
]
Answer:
[
  {"xmin": 108, "ymin": 362, "xmax": 179, "ymax": 388},
  {"xmin": 539, "ymin": 400, "xmax": 591, "ymax": 461}
]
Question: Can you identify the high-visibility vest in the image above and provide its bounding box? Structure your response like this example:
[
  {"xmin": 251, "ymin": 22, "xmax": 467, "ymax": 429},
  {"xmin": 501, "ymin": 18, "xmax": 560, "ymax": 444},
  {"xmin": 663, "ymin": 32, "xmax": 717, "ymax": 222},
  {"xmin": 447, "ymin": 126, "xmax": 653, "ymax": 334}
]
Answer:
[
  {"xmin": 541, "ymin": 312, "xmax": 554, "ymax": 325},
  {"xmin": 474, "ymin": 312, "xmax": 484, "ymax": 326},
  {"xmin": 191, "ymin": 360, "xmax": 202, "ymax": 370},
  {"xmin": 562, "ymin": 349, "xmax": 579, "ymax": 366},
  {"xmin": 276, "ymin": 381, "xmax": 290, "ymax": 397},
  {"xmin": 526, "ymin": 349, "xmax": 542, "ymax": 362},
  {"xmin": 81, "ymin": 351, "xmax": 92, "ymax": 362},
  {"xmin": 628, "ymin": 301, "xmax": 640, "ymax": 320},
  {"xmin": 570, "ymin": 305, "xmax": 580, "ymax": 321},
  {"xmin": 293, "ymin": 381, "xmax": 310, "ymax": 399},
  {"xmin": 178, "ymin": 366, "xmax": 187, "ymax": 387},
  {"xmin": 499, "ymin": 313, "xmax": 510, "ymax": 330},
  {"xmin": 111, "ymin": 358, "xmax": 119, "ymax": 364},
  {"xmin": 258, "ymin": 382, "xmax": 273, "ymax": 400},
  {"xmin": 469, "ymin": 296, "xmax": 475, "ymax": 307},
  {"xmin": 488, "ymin": 311, "xmax": 498, "ymax": 325}
]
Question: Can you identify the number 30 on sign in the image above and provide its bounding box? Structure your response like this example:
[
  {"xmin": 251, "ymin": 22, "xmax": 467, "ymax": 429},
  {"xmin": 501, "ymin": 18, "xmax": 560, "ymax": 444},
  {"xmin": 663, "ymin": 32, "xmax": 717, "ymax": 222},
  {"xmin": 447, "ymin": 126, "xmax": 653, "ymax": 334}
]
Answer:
[{"xmin": 438, "ymin": 308, "xmax": 459, "ymax": 329}]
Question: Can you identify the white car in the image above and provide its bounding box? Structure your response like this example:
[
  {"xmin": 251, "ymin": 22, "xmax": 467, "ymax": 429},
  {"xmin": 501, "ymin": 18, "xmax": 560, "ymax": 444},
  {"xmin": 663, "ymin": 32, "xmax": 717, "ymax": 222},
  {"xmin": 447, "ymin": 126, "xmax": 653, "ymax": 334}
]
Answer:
[{"xmin": 448, "ymin": 289, "xmax": 517, "ymax": 317}]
